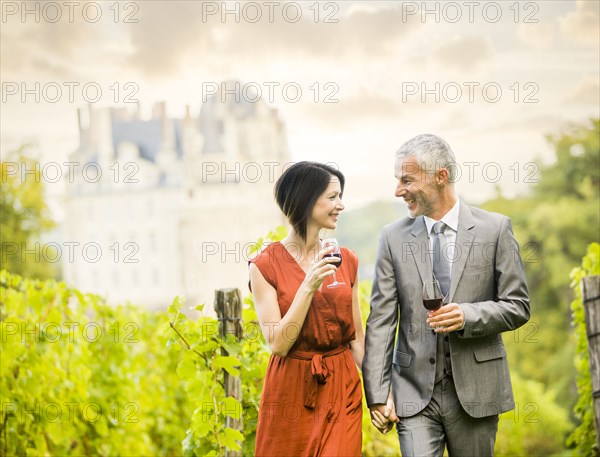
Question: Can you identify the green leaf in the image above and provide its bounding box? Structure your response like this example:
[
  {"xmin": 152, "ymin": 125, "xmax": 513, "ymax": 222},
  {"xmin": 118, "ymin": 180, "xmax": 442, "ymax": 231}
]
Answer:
[
  {"xmin": 221, "ymin": 337, "xmax": 242, "ymax": 356},
  {"xmin": 182, "ymin": 432, "xmax": 197, "ymax": 457},
  {"xmin": 33, "ymin": 434, "xmax": 48, "ymax": 454},
  {"xmin": 193, "ymin": 339, "xmax": 220, "ymax": 355},
  {"xmin": 191, "ymin": 407, "xmax": 215, "ymax": 438},
  {"xmin": 177, "ymin": 356, "xmax": 196, "ymax": 379},
  {"xmin": 222, "ymin": 396, "xmax": 242, "ymax": 420},
  {"xmin": 222, "ymin": 427, "xmax": 243, "ymax": 450},
  {"xmin": 95, "ymin": 416, "xmax": 109, "ymax": 436},
  {"xmin": 168, "ymin": 295, "xmax": 182, "ymax": 316},
  {"xmin": 247, "ymin": 238, "xmax": 263, "ymax": 256},
  {"xmin": 45, "ymin": 421, "xmax": 64, "ymax": 444},
  {"xmin": 214, "ymin": 355, "xmax": 240, "ymax": 377},
  {"xmin": 157, "ymin": 320, "xmax": 171, "ymax": 334},
  {"xmin": 267, "ymin": 225, "xmax": 288, "ymax": 242}
]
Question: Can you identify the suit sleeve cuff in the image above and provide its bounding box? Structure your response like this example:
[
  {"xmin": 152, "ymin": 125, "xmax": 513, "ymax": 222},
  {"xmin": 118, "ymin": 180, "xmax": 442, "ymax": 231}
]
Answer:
[{"xmin": 456, "ymin": 304, "xmax": 467, "ymax": 335}]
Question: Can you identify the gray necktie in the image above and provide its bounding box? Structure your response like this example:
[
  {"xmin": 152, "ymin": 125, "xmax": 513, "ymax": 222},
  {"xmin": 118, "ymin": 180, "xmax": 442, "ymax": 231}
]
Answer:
[
  {"xmin": 432, "ymin": 221, "xmax": 451, "ymax": 299},
  {"xmin": 433, "ymin": 221, "xmax": 453, "ymax": 382}
]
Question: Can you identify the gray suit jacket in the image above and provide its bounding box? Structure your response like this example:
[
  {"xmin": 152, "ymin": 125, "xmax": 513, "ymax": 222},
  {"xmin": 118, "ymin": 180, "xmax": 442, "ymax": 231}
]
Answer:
[{"xmin": 363, "ymin": 203, "xmax": 530, "ymax": 418}]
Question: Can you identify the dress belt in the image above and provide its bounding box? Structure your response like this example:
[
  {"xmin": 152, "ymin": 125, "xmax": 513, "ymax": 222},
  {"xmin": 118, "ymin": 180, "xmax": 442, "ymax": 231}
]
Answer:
[{"xmin": 287, "ymin": 344, "xmax": 350, "ymax": 409}]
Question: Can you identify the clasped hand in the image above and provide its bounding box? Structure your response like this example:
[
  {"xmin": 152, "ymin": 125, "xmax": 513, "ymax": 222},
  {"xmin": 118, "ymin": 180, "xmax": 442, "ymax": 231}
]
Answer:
[{"xmin": 369, "ymin": 395, "xmax": 399, "ymax": 434}]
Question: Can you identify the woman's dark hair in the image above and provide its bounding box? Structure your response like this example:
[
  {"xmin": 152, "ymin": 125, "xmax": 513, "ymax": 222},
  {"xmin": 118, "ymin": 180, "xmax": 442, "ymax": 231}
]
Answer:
[{"xmin": 274, "ymin": 162, "xmax": 345, "ymax": 242}]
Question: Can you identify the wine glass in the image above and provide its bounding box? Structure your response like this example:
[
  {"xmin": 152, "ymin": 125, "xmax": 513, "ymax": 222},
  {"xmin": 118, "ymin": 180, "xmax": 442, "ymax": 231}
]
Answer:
[
  {"xmin": 422, "ymin": 280, "xmax": 443, "ymax": 311},
  {"xmin": 321, "ymin": 238, "xmax": 345, "ymax": 288}
]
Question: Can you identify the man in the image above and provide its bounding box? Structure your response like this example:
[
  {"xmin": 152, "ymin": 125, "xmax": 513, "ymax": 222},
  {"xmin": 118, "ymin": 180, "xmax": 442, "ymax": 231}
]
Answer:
[{"xmin": 363, "ymin": 134, "xmax": 530, "ymax": 457}]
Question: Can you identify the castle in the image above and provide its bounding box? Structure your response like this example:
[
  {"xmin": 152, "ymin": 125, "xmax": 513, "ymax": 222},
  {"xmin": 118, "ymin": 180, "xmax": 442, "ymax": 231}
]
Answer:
[{"xmin": 62, "ymin": 85, "xmax": 290, "ymax": 310}]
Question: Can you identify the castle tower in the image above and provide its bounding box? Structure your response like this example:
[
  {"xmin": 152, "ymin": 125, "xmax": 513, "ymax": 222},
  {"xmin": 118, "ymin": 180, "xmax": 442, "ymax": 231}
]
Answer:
[{"xmin": 62, "ymin": 83, "xmax": 289, "ymax": 310}]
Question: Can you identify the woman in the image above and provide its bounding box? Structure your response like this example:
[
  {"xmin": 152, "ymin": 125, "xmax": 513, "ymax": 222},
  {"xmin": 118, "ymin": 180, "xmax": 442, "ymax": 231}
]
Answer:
[{"xmin": 249, "ymin": 161, "xmax": 364, "ymax": 456}]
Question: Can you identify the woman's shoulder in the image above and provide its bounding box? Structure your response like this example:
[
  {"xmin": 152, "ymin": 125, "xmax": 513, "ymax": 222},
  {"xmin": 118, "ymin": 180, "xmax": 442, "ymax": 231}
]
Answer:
[
  {"xmin": 341, "ymin": 245, "xmax": 358, "ymax": 258},
  {"xmin": 248, "ymin": 242, "xmax": 286, "ymax": 291},
  {"xmin": 249, "ymin": 241, "xmax": 284, "ymax": 266},
  {"xmin": 341, "ymin": 246, "xmax": 359, "ymax": 268}
]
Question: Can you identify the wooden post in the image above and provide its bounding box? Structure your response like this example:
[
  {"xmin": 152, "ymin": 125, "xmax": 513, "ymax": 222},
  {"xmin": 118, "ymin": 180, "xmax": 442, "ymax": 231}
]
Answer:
[
  {"xmin": 582, "ymin": 275, "xmax": 600, "ymax": 449},
  {"xmin": 214, "ymin": 288, "xmax": 243, "ymax": 457}
]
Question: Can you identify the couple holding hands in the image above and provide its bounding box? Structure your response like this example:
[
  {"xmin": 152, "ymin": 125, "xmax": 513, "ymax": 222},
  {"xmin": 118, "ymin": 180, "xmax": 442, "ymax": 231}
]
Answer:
[{"xmin": 248, "ymin": 134, "xmax": 530, "ymax": 457}]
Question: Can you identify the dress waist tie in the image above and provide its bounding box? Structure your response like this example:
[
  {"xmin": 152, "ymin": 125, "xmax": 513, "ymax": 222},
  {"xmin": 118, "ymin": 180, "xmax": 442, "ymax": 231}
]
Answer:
[{"xmin": 287, "ymin": 344, "xmax": 350, "ymax": 409}]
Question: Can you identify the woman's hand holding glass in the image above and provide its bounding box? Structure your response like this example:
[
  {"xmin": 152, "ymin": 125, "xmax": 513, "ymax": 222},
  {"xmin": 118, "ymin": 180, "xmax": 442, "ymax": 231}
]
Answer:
[{"xmin": 303, "ymin": 245, "xmax": 339, "ymax": 293}]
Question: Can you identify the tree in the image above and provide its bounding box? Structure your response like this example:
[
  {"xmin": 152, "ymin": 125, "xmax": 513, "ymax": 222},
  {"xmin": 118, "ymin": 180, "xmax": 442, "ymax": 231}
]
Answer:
[
  {"xmin": 0, "ymin": 145, "xmax": 57, "ymax": 279},
  {"xmin": 484, "ymin": 119, "xmax": 599, "ymax": 312},
  {"xmin": 482, "ymin": 118, "xmax": 600, "ymax": 440}
]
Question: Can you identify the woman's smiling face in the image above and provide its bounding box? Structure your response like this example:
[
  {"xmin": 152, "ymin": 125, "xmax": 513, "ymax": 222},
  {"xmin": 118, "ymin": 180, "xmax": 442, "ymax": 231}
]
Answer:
[{"xmin": 310, "ymin": 177, "xmax": 345, "ymax": 230}]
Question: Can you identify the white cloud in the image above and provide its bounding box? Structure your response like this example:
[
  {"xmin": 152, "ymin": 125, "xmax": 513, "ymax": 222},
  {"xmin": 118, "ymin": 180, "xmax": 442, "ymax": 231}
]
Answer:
[
  {"xmin": 124, "ymin": 3, "xmax": 422, "ymax": 78},
  {"xmin": 126, "ymin": 3, "xmax": 212, "ymax": 78},
  {"xmin": 517, "ymin": 23, "xmax": 555, "ymax": 50},
  {"xmin": 0, "ymin": 14, "xmax": 100, "ymax": 79},
  {"xmin": 432, "ymin": 36, "xmax": 494, "ymax": 71},
  {"xmin": 559, "ymin": 0, "xmax": 600, "ymax": 48},
  {"xmin": 565, "ymin": 76, "xmax": 600, "ymax": 107},
  {"xmin": 299, "ymin": 86, "xmax": 404, "ymax": 127},
  {"xmin": 440, "ymin": 110, "xmax": 471, "ymax": 130}
]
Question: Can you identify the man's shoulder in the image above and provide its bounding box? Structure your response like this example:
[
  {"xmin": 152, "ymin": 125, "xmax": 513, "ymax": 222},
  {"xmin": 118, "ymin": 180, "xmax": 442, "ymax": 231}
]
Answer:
[
  {"xmin": 466, "ymin": 204, "xmax": 510, "ymax": 227},
  {"xmin": 381, "ymin": 216, "xmax": 419, "ymax": 235}
]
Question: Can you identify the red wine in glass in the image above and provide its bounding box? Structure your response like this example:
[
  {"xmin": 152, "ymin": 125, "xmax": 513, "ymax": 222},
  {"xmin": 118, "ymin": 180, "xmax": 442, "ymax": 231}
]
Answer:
[
  {"xmin": 422, "ymin": 280, "xmax": 443, "ymax": 311},
  {"xmin": 423, "ymin": 298, "xmax": 443, "ymax": 311},
  {"xmin": 324, "ymin": 252, "xmax": 343, "ymax": 266},
  {"xmin": 321, "ymin": 238, "xmax": 345, "ymax": 288}
]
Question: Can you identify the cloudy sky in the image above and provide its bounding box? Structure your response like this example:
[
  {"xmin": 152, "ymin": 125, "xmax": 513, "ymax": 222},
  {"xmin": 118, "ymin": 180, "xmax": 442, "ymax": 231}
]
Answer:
[{"xmin": 1, "ymin": 0, "xmax": 599, "ymax": 212}]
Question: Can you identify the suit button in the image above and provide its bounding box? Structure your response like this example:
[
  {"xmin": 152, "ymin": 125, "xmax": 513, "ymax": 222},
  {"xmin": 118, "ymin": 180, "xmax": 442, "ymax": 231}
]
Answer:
[
  {"xmin": 444, "ymin": 336, "xmax": 449, "ymax": 342},
  {"xmin": 429, "ymin": 357, "xmax": 435, "ymax": 364},
  {"xmin": 445, "ymin": 352, "xmax": 450, "ymax": 357}
]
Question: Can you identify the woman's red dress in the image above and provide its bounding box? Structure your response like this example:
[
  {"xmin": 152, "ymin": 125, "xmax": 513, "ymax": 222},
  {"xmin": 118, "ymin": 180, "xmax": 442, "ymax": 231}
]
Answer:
[{"xmin": 250, "ymin": 242, "xmax": 362, "ymax": 457}]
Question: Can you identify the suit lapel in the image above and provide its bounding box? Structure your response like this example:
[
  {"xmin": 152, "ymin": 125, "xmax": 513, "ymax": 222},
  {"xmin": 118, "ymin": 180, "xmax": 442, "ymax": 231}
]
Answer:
[
  {"xmin": 449, "ymin": 202, "xmax": 475, "ymax": 302},
  {"xmin": 409, "ymin": 217, "xmax": 432, "ymax": 285}
]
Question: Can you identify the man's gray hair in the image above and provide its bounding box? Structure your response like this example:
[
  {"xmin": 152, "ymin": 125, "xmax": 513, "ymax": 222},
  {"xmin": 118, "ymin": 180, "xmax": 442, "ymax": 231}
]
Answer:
[{"xmin": 396, "ymin": 134, "xmax": 457, "ymax": 183}]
